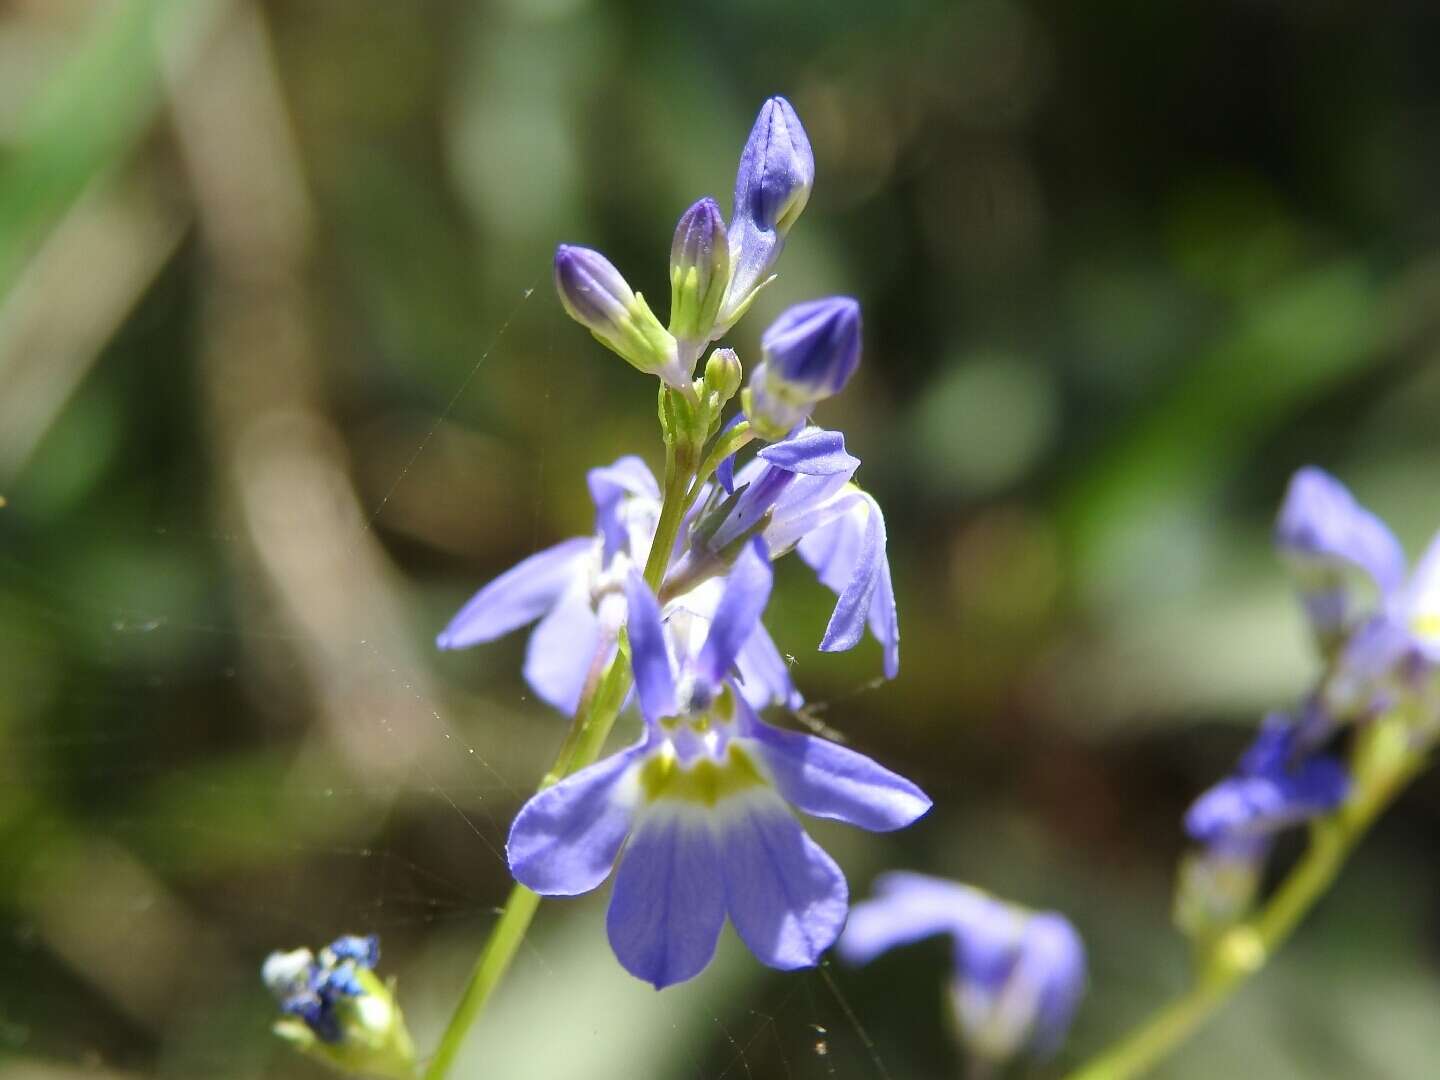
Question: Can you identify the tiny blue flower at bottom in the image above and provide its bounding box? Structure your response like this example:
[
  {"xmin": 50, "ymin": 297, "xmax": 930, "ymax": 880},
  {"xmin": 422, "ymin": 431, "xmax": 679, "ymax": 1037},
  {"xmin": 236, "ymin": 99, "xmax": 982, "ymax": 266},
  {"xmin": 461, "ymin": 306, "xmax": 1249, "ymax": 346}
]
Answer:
[
  {"xmin": 262, "ymin": 934, "xmax": 416, "ymax": 1079},
  {"xmin": 838, "ymin": 872, "xmax": 1086, "ymax": 1065},
  {"xmin": 506, "ymin": 540, "xmax": 931, "ymax": 988}
]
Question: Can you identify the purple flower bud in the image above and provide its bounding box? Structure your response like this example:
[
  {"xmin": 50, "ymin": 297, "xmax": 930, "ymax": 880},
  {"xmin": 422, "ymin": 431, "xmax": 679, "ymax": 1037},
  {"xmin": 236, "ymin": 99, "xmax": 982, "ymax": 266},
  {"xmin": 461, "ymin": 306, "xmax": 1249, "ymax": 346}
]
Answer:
[
  {"xmin": 553, "ymin": 244, "xmax": 684, "ymax": 385},
  {"xmin": 720, "ymin": 97, "xmax": 815, "ymax": 329},
  {"xmin": 734, "ymin": 96, "xmax": 814, "ymax": 238},
  {"xmin": 669, "ymin": 198, "xmax": 730, "ymax": 344},
  {"xmin": 555, "ymin": 244, "xmax": 632, "ymax": 326},
  {"xmin": 743, "ymin": 298, "xmax": 861, "ymax": 439}
]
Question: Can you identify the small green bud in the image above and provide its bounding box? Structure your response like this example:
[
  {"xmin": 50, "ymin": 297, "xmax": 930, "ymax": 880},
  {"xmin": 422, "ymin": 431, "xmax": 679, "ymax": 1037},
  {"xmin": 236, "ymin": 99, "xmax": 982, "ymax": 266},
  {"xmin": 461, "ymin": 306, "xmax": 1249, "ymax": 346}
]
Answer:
[{"xmin": 703, "ymin": 347, "xmax": 743, "ymax": 405}]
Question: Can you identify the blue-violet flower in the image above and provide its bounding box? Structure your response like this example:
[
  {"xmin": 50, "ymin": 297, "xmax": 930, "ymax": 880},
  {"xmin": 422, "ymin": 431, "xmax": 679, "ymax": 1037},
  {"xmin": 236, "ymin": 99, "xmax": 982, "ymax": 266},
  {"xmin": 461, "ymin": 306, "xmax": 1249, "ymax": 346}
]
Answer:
[
  {"xmin": 506, "ymin": 541, "xmax": 930, "ymax": 988},
  {"xmin": 840, "ymin": 873, "xmax": 1087, "ymax": 1065},
  {"xmin": 262, "ymin": 934, "xmax": 415, "ymax": 1079}
]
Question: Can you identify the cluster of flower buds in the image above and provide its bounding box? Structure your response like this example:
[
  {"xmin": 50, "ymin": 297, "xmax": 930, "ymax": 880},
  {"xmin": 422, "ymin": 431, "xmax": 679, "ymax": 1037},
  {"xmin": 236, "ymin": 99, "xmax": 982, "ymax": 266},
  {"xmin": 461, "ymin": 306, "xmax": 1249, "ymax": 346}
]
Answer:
[
  {"xmin": 550, "ymin": 96, "xmax": 856, "ymax": 447},
  {"xmin": 262, "ymin": 935, "xmax": 416, "ymax": 1079},
  {"xmin": 840, "ymin": 873, "xmax": 1087, "ymax": 1067},
  {"xmin": 1176, "ymin": 466, "xmax": 1440, "ymax": 938}
]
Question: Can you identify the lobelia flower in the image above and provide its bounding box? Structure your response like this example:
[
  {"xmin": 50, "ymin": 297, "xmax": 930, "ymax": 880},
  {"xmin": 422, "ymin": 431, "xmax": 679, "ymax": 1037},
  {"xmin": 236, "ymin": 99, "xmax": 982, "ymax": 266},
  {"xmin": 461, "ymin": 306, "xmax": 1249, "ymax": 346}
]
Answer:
[
  {"xmin": 1275, "ymin": 466, "xmax": 1440, "ymax": 724},
  {"xmin": 839, "ymin": 873, "xmax": 1087, "ymax": 1066},
  {"xmin": 1184, "ymin": 712, "xmax": 1350, "ymax": 848},
  {"xmin": 718, "ymin": 96, "xmax": 815, "ymax": 332},
  {"xmin": 262, "ymin": 934, "xmax": 416, "ymax": 1079},
  {"xmin": 553, "ymin": 244, "xmax": 688, "ymax": 387},
  {"xmin": 673, "ymin": 424, "xmax": 899, "ymax": 677},
  {"xmin": 743, "ymin": 298, "xmax": 862, "ymax": 441},
  {"xmin": 1176, "ymin": 712, "xmax": 1348, "ymax": 937},
  {"xmin": 437, "ymin": 455, "xmax": 799, "ymax": 715},
  {"xmin": 506, "ymin": 541, "xmax": 930, "ymax": 988}
]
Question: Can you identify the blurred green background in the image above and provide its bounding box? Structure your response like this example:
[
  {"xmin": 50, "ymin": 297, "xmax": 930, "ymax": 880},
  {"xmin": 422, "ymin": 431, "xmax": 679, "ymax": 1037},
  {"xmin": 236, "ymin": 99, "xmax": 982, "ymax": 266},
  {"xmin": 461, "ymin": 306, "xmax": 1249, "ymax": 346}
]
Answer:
[{"xmin": 3, "ymin": 1, "xmax": 1440, "ymax": 1077}]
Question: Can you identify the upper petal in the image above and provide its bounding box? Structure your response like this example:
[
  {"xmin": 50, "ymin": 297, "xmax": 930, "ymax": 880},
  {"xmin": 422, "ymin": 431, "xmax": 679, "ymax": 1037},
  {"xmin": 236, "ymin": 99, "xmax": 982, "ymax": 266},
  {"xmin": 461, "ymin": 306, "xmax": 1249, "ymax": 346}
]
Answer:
[
  {"xmin": 697, "ymin": 540, "xmax": 773, "ymax": 687},
  {"xmin": 507, "ymin": 742, "xmax": 645, "ymax": 896},
  {"xmin": 743, "ymin": 716, "xmax": 931, "ymax": 833},
  {"xmin": 719, "ymin": 794, "xmax": 848, "ymax": 971},
  {"xmin": 1275, "ymin": 467, "xmax": 1406, "ymax": 644},
  {"xmin": 799, "ymin": 493, "xmax": 899, "ymax": 677},
  {"xmin": 1276, "ymin": 467, "xmax": 1406, "ymax": 592},
  {"xmin": 624, "ymin": 570, "xmax": 677, "ymax": 724},
  {"xmin": 838, "ymin": 872, "xmax": 995, "ymax": 965},
  {"xmin": 588, "ymin": 456, "xmax": 660, "ymax": 563},
  {"xmin": 437, "ymin": 537, "xmax": 593, "ymax": 650},
  {"xmin": 523, "ymin": 580, "xmax": 605, "ymax": 714},
  {"xmin": 756, "ymin": 428, "xmax": 858, "ymax": 477},
  {"xmin": 606, "ymin": 810, "xmax": 727, "ymax": 988}
]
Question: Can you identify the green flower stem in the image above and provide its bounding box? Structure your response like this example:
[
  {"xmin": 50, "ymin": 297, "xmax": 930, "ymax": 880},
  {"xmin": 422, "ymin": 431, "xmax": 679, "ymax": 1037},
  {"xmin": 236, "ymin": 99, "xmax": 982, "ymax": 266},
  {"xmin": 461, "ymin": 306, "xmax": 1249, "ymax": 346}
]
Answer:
[
  {"xmin": 424, "ymin": 415, "xmax": 699, "ymax": 1080},
  {"xmin": 1065, "ymin": 720, "xmax": 1427, "ymax": 1080}
]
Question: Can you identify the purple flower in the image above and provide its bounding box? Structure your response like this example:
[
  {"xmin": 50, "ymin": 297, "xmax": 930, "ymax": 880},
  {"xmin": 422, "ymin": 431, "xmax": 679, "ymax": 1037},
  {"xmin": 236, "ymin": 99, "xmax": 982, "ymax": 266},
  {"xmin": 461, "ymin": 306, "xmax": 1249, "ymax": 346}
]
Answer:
[
  {"xmin": 669, "ymin": 197, "xmax": 730, "ymax": 346},
  {"xmin": 719, "ymin": 96, "xmax": 815, "ymax": 330},
  {"xmin": 1275, "ymin": 466, "xmax": 1440, "ymax": 720},
  {"xmin": 1184, "ymin": 713, "xmax": 1349, "ymax": 847},
  {"xmin": 553, "ymin": 245, "xmax": 685, "ymax": 386},
  {"xmin": 1276, "ymin": 466, "xmax": 1407, "ymax": 646},
  {"xmin": 744, "ymin": 298, "xmax": 862, "ymax": 439},
  {"xmin": 839, "ymin": 873, "xmax": 1086, "ymax": 1064},
  {"xmin": 262, "ymin": 935, "xmax": 415, "ymax": 1076},
  {"xmin": 438, "ymin": 456, "xmax": 798, "ymax": 715},
  {"xmin": 676, "ymin": 426, "xmax": 899, "ymax": 677},
  {"xmin": 262, "ymin": 935, "xmax": 381, "ymax": 1045},
  {"xmin": 506, "ymin": 542, "xmax": 930, "ymax": 988}
]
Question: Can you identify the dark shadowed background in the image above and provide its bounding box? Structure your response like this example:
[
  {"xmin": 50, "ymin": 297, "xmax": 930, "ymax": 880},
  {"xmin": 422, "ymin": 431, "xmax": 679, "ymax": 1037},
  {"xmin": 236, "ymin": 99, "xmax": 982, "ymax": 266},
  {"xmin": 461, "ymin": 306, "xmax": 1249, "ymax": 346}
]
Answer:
[{"xmin": 3, "ymin": 1, "xmax": 1440, "ymax": 1077}]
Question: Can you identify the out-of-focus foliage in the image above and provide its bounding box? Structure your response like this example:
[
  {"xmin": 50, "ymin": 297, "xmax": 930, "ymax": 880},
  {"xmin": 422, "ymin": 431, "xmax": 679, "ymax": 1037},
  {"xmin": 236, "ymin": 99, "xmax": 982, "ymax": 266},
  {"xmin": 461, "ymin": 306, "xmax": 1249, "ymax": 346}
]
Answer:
[{"xmin": 3, "ymin": 1, "xmax": 1440, "ymax": 1077}]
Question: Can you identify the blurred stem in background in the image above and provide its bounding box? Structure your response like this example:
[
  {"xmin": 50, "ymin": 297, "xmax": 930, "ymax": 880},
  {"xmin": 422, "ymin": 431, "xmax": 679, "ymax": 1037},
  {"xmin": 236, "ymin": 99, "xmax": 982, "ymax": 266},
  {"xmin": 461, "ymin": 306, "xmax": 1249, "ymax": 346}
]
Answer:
[{"xmin": 1066, "ymin": 716, "xmax": 1428, "ymax": 1080}]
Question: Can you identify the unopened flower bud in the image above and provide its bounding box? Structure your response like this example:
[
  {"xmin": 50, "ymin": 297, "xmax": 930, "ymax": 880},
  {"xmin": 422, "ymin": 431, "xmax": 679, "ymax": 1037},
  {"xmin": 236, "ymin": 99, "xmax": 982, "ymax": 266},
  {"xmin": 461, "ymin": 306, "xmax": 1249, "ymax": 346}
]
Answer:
[
  {"xmin": 669, "ymin": 198, "xmax": 730, "ymax": 345},
  {"xmin": 743, "ymin": 297, "xmax": 861, "ymax": 440},
  {"xmin": 719, "ymin": 96, "xmax": 815, "ymax": 330},
  {"xmin": 554, "ymin": 244, "xmax": 686, "ymax": 386},
  {"xmin": 703, "ymin": 346, "xmax": 743, "ymax": 405}
]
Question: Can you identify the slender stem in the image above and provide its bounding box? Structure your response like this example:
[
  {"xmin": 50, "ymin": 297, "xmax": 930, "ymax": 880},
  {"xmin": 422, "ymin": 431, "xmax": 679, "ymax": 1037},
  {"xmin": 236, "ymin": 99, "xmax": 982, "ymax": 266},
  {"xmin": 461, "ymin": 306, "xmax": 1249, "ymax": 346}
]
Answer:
[
  {"xmin": 422, "ymin": 883, "xmax": 541, "ymax": 1080},
  {"xmin": 424, "ymin": 416, "xmax": 697, "ymax": 1080},
  {"xmin": 1064, "ymin": 726, "xmax": 1426, "ymax": 1080}
]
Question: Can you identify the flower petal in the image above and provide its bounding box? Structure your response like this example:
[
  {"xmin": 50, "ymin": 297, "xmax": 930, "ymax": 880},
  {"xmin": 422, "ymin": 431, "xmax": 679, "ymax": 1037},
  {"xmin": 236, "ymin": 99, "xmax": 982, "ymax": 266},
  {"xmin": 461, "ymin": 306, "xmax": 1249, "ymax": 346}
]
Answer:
[
  {"xmin": 1018, "ymin": 914, "xmax": 1087, "ymax": 1060},
  {"xmin": 437, "ymin": 537, "xmax": 593, "ymax": 650},
  {"xmin": 756, "ymin": 428, "xmax": 858, "ymax": 477},
  {"xmin": 1275, "ymin": 467, "xmax": 1406, "ymax": 642},
  {"xmin": 798, "ymin": 493, "xmax": 899, "ymax": 676},
  {"xmin": 735, "ymin": 619, "xmax": 804, "ymax": 711},
  {"xmin": 588, "ymin": 456, "xmax": 660, "ymax": 563},
  {"xmin": 838, "ymin": 872, "xmax": 995, "ymax": 965},
  {"xmin": 624, "ymin": 570, "xmax": 676, "ymax": 724},
  {"xmin": 744, "ymin": 716, "xmax": 930, "ymax": 832},
  {"xmin": 719, "ymin": 795, "xmax": 848, "ymax": 970},
  {"xmin": 606, "ymin": 810, "xmax": 726, "ymax": 988},
  {"xmin": 697, "ymin": 540, "xmax": 773, "ymax": 687},
  {"xmin": 507, "ymin": 743, "xmax": 645, "ymax": 896},
  {"xmin": 523, "ymin": 580, "xmax": 605, "ymax": 713},
  {"xmin": 1400, "ymin": 529, "xmax": 1440, "ymax": 660}
]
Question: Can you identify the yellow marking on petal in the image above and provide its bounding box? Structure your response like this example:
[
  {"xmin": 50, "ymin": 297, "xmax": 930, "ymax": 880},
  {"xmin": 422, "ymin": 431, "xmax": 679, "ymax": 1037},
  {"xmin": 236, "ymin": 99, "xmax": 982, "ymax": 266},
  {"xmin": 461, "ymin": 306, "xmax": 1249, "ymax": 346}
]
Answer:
[
  {"xmin": 1411, "ymin": 612, "xmax": 1440, "ymax": 643},
  {"xmin": 639, "ymin": 743, "xmax": 768, "ymax": 807}
]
